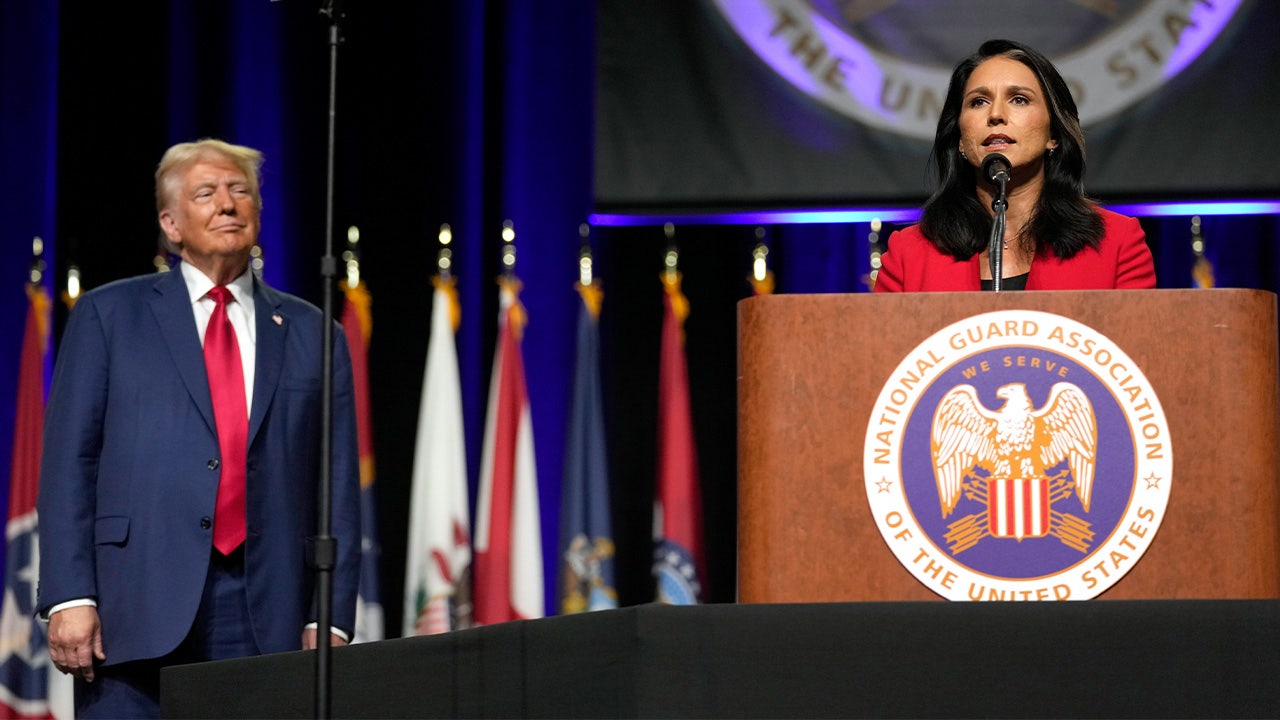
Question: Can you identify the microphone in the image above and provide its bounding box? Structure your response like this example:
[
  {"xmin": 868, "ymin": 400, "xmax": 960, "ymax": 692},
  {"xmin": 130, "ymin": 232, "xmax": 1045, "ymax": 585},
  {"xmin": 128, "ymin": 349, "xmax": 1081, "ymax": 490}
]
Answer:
[
  {"xmin": 982, "ymin": 154, "xmax": 1011, "ymax": 292},
  {"xmin": 982, "ymin": 153, "xmax": 1011, "ymax": 185}
]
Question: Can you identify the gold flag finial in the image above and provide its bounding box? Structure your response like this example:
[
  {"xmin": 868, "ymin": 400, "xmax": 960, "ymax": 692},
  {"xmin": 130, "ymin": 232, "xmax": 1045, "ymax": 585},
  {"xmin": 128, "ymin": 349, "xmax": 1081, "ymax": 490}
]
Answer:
[
  {"xmin": 437, "ymin": 223, "xmax": 454, "ymax": 279},
  {"xmin": 865, "ymin": 218, "xmax": 884, "ymax": 291},
  {"xmin": 250, "ymin": 244, "xmax": 264, "ymax": 280},
  {"xmin": 498, "ymin": 220, "xmax": 525, "ymax": 338},
  {"xmin": 340, "ymin": 228, "xmax": 373, "ymax": 341},
  {"xmin": 501, "ymin": 219, "xmax": 517, "ymax": 276},
  {"xmin": 749, "ymin": 226, "xmax": 775, "ymax": 296},
  {"xmin": 62, "ymin": 263, "xmax": 81, "ymax": 311},
  {"xmin": 435, "ymin": 224, "xmax": 460, "ymax": 330},
  {"xmin": 663, "ymin": 222, "xmax": 680, "ymax": 285},
  {"xmin": 1190, "ymin": 215, "xmax": 1214, "ymax": 289},
  {"xmin": 661, "ymin": 222, "xmax": 687, "ymax": 322},
  {"xmin": 28, "ymin": 238, "xmax": 52, "ymax": 351},
  {"xmin": 576, "ymin": 223, "xmax": 603, "ymax": 319},
  {"xmin": 342, "ymin": 225, "xmax": 361, "ymax": 289},
  {"xmin": 29, "ymin": 236, "xmax": 45, "ymax": 285}
]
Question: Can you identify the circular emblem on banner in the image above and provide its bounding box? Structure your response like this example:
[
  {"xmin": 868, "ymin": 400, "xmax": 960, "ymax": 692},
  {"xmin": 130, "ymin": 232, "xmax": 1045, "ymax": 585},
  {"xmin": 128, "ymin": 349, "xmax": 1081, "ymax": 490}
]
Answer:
[
  {"xmin": 863, "ymin": 310, "xmax": 1172, "ymax": 600},
  {"xmin": 709, "ymin": 0, "xmax": 1244, "ymax": 140}
]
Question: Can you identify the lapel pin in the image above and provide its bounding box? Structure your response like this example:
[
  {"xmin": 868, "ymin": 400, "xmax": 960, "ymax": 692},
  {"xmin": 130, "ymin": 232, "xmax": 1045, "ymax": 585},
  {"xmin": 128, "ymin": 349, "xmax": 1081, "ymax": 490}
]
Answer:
[{"xmin": 272, "ymin": 313, "xmax": 283, "ymax": 326}]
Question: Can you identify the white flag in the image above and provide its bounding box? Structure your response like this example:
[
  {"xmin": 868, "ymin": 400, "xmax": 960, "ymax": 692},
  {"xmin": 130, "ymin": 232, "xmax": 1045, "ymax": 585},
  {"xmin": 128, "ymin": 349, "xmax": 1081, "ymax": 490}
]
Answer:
[{"xmin": 403, "ymin": 278, "xmax": 472, "ymax": 635}]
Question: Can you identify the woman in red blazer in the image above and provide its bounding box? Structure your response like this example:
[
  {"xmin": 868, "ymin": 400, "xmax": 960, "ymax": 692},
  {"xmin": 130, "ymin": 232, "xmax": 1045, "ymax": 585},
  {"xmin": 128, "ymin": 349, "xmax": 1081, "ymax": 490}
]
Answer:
[{"xmin": 874, "ymin": 40, "xmax": 1156, "ymax": 293}]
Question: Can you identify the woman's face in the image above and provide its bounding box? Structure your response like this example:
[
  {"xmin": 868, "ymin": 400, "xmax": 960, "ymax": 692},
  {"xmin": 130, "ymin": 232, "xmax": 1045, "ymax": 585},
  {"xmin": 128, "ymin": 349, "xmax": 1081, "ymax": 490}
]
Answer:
[{"xmin": 958, "ymin": 56, "xmax": 1058, "ymax": 175}]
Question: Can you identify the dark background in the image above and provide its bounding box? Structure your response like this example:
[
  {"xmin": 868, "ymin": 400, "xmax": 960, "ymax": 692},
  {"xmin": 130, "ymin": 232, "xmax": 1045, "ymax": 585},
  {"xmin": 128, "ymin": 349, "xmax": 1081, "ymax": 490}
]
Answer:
[
  {"xmin": 597, "ymin": 1, "xmax": 1280, "ymax": 207},
  {"xmin": 2, "ymin": 0, "xmax": 1279, "ymax": 641}
]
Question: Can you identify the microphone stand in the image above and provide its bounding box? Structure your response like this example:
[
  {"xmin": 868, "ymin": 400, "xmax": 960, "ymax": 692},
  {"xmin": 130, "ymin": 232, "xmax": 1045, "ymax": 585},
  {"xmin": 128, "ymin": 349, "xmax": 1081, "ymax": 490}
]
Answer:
[
  {"xmin": 988, "ymin": 177, "xmax": 1008, "ymax": 293},
  {"xmin": 313, "ymin": 1, "xmax": 343, "ymax": 719}
]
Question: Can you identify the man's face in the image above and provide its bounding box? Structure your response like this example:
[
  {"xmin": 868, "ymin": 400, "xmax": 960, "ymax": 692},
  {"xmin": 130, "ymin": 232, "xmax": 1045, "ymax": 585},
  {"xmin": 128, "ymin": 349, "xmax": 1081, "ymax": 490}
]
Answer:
[{"xmin": 159, "ymin": 156, "xmax": 260, "ymax": 275}]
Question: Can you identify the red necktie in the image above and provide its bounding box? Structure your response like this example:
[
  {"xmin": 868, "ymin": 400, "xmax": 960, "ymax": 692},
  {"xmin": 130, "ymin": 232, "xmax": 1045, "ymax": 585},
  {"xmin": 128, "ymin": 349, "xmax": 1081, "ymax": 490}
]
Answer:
[{"xmin": 205, "ymin": 286, "xmax": 248, "ymax": 554}]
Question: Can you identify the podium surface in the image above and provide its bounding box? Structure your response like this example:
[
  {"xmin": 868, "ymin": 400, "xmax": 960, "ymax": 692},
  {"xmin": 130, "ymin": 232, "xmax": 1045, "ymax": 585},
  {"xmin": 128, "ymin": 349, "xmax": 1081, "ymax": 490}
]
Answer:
[
  {"xmin": 162, "ymin": 600, "xmax": 1280, "ymax": 719},
  {"xmin": 738, "ymin": 289, "xmax": 1280, "ymax": 602}
]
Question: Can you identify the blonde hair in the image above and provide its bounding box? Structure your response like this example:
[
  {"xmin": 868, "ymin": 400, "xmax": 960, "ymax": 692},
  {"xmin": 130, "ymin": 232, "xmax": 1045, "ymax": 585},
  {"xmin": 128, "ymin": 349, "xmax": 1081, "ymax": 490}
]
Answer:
[{"xmin": 155, "ymin": 138, "xmax": 264, "ymax": 212}]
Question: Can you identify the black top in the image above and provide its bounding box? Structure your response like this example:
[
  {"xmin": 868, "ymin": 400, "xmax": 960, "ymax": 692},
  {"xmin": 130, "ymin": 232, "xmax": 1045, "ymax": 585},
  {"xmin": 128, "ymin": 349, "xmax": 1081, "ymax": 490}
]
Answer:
[{"xmin": 981, "ymin": 272, "xmax": 1029, "ymax": 291}]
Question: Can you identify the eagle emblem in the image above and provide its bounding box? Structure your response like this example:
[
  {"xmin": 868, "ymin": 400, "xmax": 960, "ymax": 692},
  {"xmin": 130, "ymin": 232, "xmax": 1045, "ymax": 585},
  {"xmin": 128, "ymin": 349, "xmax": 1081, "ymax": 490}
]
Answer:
[{"xmin": 932, "ymin": 383, "xmax": 1097, "ymax": 554}]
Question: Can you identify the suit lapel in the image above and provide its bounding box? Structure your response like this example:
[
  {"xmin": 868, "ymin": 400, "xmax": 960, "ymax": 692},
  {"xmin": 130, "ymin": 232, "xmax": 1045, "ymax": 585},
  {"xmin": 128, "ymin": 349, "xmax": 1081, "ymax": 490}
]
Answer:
[
  {"xmin": 149, "ymin": 269, "xmax": 218, "ymax": 436},
  {"xmin": 250, "ymin": 278, "xmax": 286, "ymax": 448}
]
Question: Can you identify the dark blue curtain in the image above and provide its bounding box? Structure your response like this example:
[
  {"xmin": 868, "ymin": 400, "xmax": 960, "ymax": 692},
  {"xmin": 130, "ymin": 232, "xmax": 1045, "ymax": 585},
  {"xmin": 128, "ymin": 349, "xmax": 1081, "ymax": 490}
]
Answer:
[{"xmin": 0, "ymin": 0, "xmax": 60, "ymax": 584}]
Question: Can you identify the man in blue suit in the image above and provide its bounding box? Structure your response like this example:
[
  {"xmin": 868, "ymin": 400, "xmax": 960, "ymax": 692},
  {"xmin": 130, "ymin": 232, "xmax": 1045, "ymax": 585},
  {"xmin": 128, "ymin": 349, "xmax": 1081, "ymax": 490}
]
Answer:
[{"xmin": 36, "ymin": 139, "xmax": 362, "ymax": 718}]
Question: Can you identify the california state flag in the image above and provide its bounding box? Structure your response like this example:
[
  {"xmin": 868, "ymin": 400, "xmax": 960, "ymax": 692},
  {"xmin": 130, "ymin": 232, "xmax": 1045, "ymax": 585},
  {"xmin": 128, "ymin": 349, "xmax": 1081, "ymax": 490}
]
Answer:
[
  {"xmin": 403, "ymin": 277, "xmax": 472, "ymax": 635},
  {"xmin": 473, "ymin": 276, "xmax": 544, "ymax": 624}
]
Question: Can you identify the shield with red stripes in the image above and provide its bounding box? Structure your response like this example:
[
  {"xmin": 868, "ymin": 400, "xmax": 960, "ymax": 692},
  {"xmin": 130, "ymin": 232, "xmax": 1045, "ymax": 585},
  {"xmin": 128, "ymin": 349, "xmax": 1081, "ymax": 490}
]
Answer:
[{"xmin": 986, "ymin": 478, "xmax": 1050, "ymax": 540}]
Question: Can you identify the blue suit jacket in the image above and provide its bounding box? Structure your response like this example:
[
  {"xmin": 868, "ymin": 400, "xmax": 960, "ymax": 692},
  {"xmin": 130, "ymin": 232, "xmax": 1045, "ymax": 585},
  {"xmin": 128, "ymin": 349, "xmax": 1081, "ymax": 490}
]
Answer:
[{"xmin": 36, "ymin": 266, "xmax": 361, "ymax": 666}]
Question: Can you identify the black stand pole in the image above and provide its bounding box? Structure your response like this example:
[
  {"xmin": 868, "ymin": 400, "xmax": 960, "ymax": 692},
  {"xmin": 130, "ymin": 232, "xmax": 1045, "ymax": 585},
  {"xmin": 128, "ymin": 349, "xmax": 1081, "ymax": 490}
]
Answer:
[
  {"xmin": 988, "ymin": 179, "xmax": 1008, "ymax": 293},
  {"xmin": 312, "ymin": 2, "xmax": 343, "ymax": 719}
]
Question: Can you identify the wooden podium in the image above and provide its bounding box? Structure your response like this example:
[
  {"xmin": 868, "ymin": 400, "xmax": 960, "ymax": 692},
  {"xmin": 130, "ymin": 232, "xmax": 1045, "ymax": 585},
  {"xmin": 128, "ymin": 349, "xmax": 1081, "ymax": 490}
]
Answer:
[{"xmin": 738, "ymin": 289, "xmax": 1280, "ymax": 602}]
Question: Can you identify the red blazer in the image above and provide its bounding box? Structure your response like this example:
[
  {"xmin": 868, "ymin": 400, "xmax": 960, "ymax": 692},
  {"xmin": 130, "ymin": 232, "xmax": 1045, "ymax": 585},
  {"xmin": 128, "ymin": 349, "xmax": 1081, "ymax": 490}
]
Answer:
[{"xmin": 874, "ymin": 208, "xmax": 1156, "ymax": 292}]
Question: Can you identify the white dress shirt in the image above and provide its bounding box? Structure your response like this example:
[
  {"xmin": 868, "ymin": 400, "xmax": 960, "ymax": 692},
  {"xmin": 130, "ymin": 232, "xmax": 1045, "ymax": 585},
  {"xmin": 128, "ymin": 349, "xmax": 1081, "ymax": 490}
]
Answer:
[{"xmin": 182, "ymin": 261, "xmax": 256, "ymax": 413}]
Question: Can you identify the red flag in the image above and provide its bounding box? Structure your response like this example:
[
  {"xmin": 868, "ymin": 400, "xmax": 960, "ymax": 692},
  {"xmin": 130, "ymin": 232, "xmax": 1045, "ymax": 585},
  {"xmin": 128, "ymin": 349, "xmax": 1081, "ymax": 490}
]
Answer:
[
  {"xmin": 652, "ymin": 272, "xmax": 705, "ymax": 604},
  {"xmin": 7, "ymin": 286, "xmax": 47, "ymax": 521},
  {"xmin": 1, "ymin": 283, "xmax": 71, "ymax": 719},
  {"xmin": 340, "ymin": 280, "xmax": 383, "ymax": 642},
  {"xmin": 341, "ymin": 282, "xmax": 375, "ymax": 491},
  {"xmin": 473, "ymin": 277, "xmax": 543, "ymax": 623}
]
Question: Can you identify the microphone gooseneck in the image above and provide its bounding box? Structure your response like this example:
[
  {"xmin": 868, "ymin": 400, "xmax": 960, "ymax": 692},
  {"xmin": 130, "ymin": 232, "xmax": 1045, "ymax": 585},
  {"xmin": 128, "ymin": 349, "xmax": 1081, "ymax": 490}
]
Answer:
[{"xmin": 982, "ymin": 153, "xmax": 1011, "ymax": 292}]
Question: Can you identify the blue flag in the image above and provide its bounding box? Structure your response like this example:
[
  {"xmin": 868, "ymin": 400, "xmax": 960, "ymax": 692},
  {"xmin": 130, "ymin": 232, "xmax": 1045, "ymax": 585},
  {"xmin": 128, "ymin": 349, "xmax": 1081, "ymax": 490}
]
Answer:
[{"xmin": 558, "ymin": 282, "xmax": 617, "ymax": 613}]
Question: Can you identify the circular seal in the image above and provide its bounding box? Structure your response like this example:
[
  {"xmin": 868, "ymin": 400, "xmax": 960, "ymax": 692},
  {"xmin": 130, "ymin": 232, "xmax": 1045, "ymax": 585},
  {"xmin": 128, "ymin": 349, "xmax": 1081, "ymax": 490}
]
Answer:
[
  {"xmin": 709, "ymin": 0, "xmax": 1245, "ymax": 140},
  {"xmin": 653, "ymin": 539, "xmax": 702, "ymax": 604},
  {"xmin": 863, "ymin": 310, "xmax": 1172, "ymax": 600}
]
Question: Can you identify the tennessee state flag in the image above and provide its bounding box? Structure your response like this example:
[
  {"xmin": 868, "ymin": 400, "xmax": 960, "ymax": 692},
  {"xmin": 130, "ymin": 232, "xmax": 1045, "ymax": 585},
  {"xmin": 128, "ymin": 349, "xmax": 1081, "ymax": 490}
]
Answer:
[
  {"xmin": 0, "ymin": 283, "xmax": 71, "ymax": 719},
  {"xmin": 652, "ymin": 271, "xmax": 706, "ymax": 604},
  {"xmin": 473, "ymin": 277, "xmax": 544, "ymax": 623}
]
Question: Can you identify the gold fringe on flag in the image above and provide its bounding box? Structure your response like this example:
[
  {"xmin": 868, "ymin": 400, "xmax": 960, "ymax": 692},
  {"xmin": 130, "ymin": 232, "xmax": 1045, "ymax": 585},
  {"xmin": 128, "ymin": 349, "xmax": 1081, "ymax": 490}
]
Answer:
[
  {"xmin": 433, "ymin": 275, "xmax": 462, "ymax": 332},
  {"xmin": 498, "ymin": 275, "xmax": 528, "ymax": 340},
  {"xmin": 341, "ymin": 279, "xmax": 374, "ymax": 341},
  {"xmin": 27, "ymin": 283, "xmax": 52, "ymax": 355}
]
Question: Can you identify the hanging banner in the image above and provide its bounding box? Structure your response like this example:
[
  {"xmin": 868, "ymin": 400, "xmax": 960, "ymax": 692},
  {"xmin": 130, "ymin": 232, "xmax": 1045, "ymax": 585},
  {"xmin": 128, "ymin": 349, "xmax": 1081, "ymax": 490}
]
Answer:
[{"xmin": 596, "ymin": 0, "xmax": 1275, "ymax": 209}]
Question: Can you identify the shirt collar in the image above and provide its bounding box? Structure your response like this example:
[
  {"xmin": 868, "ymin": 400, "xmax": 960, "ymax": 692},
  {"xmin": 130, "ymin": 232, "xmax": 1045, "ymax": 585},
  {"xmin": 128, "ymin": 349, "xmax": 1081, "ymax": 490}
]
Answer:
[{"xmin": 180, "ymin": 261, "xmax": 254, "ymax": 306}]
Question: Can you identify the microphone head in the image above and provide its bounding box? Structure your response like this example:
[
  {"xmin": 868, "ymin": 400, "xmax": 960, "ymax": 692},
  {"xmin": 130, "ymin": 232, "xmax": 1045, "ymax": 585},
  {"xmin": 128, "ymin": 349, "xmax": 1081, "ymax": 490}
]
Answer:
[{"xmin": 982, "ymin": 153, "xmax": 1011, "ymax": 184}]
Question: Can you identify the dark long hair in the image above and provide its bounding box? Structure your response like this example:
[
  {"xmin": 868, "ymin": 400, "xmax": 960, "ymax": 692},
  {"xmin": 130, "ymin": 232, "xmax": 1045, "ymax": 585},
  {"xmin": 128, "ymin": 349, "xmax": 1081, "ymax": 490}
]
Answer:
[{"xmin": 919, "ymin": 39, "xmax": 1103, "ymax": 260}]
